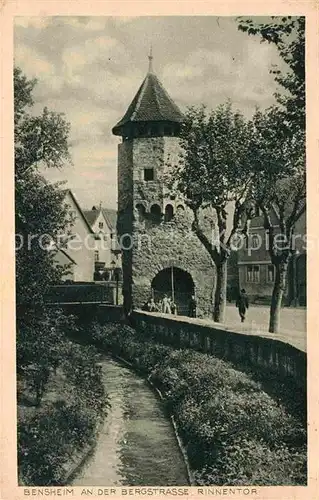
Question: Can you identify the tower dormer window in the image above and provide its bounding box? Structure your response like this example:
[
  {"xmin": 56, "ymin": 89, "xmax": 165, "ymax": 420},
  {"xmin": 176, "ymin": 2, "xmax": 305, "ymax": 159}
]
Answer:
[
  {"xmin": 144, "ymin": 168, "xmax": 154, "ymax": 181},
  {"xmin": 99, "ymin": 222, "xmax": 104, "ymax": 229}
]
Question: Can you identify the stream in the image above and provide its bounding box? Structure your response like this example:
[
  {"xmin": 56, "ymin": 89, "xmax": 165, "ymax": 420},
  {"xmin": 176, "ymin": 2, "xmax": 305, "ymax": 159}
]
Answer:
[{"xmin": 71, "ymin": 356, "xmax": 189, "ymax": 486}]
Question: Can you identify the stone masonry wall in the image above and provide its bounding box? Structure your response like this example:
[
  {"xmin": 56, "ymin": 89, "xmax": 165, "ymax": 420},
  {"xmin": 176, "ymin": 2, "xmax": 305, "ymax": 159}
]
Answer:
[
  {"xmin": 132, "ymin": 311, "xmax": 306, "ymax": 392},
  {"xmin": 131, "ymin": 213, "xmax": 215, "ymax": 316},
  {"xmin": 117, "ymin": 135, "xmax": 216, "ymax": 316},
  {"xmin": 117, "ymin": 140, "xmax": 134, "ymax": 312},
  {"xmin": 132, "ymin": 136, "xmax": 214, "ymax": 316}
]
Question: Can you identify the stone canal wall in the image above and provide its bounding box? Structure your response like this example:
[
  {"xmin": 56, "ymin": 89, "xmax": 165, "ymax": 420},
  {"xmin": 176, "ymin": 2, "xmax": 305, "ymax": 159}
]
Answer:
[
  {"xmin": 131, "ymin": 311, "xmax": 306, "ymax": 391},
  {"xmin": 52, "ymin": 303, "xmax": 306, "ymax": 391}
]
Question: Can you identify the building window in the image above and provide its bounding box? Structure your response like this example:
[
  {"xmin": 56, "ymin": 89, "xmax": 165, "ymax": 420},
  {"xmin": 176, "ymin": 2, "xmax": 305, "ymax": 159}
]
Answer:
[
  {"xmin": 164, "ymin": 204, "xmax": 174, "ymax": 222},
  {"xmin": 99, "ymin": 222, "xmax": 104, "ymax": 229},
  {"xmin": 150, "ymin": 203, "xmax": 162, "ymax": 223},
  {"xmin": 144, "ymin": 168, "xmax": 154, "ymax": 181},
  {"xmin": 94, "ymin": 250, "xmax": 99, "ymax": 262},
  {"xmin": 251, "ymin": 234, "xmax": 260, "ymax": 249},
  {"xmin": 247, "ymin": 265, "xmax": 260, "ymax": 282},
  {"xmin": 267, "ymin": 264, "xmax": 275, "ymax": 282},
  {"xmin": 135, "ymin": 203, "xmax": 146, "ymax": 222}
]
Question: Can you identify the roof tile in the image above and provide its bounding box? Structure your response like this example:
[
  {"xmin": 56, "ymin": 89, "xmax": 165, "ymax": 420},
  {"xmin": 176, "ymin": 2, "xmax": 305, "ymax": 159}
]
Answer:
[{"xmin": 112, "ymin": 72, "xmax": 184, "ymax": 135}]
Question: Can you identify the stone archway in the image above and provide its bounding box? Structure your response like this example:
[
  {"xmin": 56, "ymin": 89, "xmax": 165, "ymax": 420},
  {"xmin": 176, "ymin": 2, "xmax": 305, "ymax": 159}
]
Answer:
[{"xmin": 151, "ymin": 266, "xmax": 195, "ymax": 316}]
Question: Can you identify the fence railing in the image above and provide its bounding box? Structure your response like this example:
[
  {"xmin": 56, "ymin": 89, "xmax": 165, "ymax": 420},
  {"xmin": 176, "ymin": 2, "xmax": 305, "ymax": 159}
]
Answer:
[{"xmin": 45, "ymin": 282, "xmax": 121, "ymax": 304}]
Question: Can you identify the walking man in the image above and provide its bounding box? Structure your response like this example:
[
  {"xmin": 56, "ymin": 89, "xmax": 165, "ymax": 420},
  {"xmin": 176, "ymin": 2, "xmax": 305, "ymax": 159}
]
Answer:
[{"xmin": 236, "ymin": 288, "xmax": 249, "ymax": 323}]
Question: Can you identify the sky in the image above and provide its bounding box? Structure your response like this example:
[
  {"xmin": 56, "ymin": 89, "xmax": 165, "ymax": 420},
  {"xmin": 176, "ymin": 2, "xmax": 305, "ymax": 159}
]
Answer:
[{"xmin": 14, "ymin": 16, "xmax": 285, "ymax": 210}]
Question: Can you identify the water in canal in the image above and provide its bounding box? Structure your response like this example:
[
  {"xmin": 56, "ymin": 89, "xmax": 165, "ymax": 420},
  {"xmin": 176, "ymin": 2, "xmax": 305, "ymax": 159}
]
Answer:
[{"xmin": 72, "ymin": 356, "xmax": 189, "ymax": 486}]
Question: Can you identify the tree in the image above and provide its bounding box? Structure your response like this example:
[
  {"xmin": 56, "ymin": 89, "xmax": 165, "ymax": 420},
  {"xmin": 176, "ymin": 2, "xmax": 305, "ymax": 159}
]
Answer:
[
  {"xmin": 15, "ymin": 67, "xmax": 72, "ymax": 306},
  {"xmin": 250, "ymin": 107, "xmax": 305, "ymax": 333},
  {"xmin": 237, "ymin": 16, "xmax": 305, "ymax": 133},
  {"xmin": 237, "ymin": 17, "xmax": 306, "ymax": 332},
  {"xmin": 15, "ymin": 69, "xmax": 109, "ymax": 486},
  {"xmin": 15, "ymin": 67, "xmax": 71, "ymax": 175},
  {"xmin": 167, "ymin": 103, "xmax": 255, "ymax": 322}
]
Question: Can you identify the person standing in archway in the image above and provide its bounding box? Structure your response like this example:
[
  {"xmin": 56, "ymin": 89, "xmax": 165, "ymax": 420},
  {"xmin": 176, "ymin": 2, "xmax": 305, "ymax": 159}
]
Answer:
[
  {"xmin": 236, "ymin": 288, "xmax": 249, "ymax": 323},
  {"xmin": 149, "ymin": 298, "xmax": 157, "ymax": 312},
  {"xmin": 188, "ymin": 295, "xmax": 197, "ymax": 318},
  {"xmin": 171, "ymin": 299, "xmax": 177, "ymax": 315},
  {"xmin": 162, "ymin": 294, "xmax": 171, "ymax": 314}
]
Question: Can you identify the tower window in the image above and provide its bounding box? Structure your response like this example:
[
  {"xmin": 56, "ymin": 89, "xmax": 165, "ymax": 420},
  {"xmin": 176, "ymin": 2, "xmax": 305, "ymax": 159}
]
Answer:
[
  {"xmin": 164, "ymin": 204, "xmax": 174, "ymax": 222},
  {"xmin": 94, "ymin": 250, "xmax": 99, "ymax": 262},
  {"xmin": 144, "ymin": 168, "xmax": 154, "ymax": 181},
  {"xmin": 150, "ymin": 203, "xmax": 162, "ymax": 224},
  {"xmin": 99, "ymin": 222, "xmax": 104, "ymax": 229},
  {"xmin": 135, "ymin": 203, "xmax": 146, "ymax": 222}
]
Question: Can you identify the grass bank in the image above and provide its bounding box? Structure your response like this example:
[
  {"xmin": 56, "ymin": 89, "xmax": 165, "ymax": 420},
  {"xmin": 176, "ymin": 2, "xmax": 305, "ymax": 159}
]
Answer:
[
  {"xmin": 89, "ymin": 322, "xmax": 307, "ymax": 486},
  {"xmin": 18, "ymin": 331, "xmax": 109, "ymax": 486}
]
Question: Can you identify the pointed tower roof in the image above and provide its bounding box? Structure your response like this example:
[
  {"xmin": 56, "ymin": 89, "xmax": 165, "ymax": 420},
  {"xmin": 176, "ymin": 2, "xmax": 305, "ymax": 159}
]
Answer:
[{"xmin": 112, "ymin": 51, "xmax": 184, "ymax": 136}]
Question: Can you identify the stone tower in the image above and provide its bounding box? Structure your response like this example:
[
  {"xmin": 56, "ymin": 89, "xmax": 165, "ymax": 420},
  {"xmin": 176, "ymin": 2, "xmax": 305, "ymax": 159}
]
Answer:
[{"xmin": 112, "ymin": 52, "xmax": 215, "ymax": 316}]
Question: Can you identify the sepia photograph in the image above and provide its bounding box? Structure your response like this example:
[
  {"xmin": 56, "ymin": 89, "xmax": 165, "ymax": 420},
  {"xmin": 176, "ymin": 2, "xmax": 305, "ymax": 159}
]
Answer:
[{"xmin": 10, "ymin": 11, "xmax": 308, "ymax": 492}]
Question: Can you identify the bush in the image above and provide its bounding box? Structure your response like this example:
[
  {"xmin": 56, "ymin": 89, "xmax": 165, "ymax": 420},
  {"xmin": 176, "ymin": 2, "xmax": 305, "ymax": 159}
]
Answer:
[
  {"xmin": 17, "ymin": 313, "xmax": 109, "ymax": 485},
  {"xmin": 90, "ymin": 322, "xmax": 307, "ymax": 486},
  {"xmin": 18, "ymin": 401, "xmax": 96, "ymax": 485},
  {"xmin": 199, "ymin": 438, "xmax": 307, "ymax": 486}
]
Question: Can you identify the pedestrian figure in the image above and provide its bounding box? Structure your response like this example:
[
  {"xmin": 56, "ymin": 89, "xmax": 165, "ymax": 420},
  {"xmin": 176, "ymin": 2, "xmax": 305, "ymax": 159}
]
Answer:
[
  {"xmin": 142, "ymin": 301, "xmax": 150, "ymax": 311},
  {"xmin": 188, "ymin": 295, "xmax": 197, "ymax": 318},
  {"xmin": 236, "ymin": 288, "xmax": 249, "ymax": 323},
  {"xmin": 149, "ymin": 298, "xmax": 157, "ymax": 312},
  {"xmin": 162, "ymin": 294, "xmax": 171, "ymax": 314},
  {"xmin": 171, "ymin": 300, "xmax": 177, "ymax": 315}
]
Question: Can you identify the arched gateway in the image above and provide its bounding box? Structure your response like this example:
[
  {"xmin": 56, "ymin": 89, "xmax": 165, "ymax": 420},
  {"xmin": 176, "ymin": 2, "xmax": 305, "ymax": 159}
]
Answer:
[
  {"xmin": 151, "ymin": 267, "xmax": 194, "ymax": 316},
  {"xmin": 113, "ymin": 52, "xmax": 215, "ymax": 317}
]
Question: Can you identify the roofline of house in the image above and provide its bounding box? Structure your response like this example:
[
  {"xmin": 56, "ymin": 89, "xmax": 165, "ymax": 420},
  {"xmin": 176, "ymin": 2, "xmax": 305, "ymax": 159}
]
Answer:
[
  {"xmin": 83, "ymin": 207, "xmax": 115, "ymax": 233},
  {"xmin": 57, "ymin": 247, "xmax": 77, "ymax": 265},
  {"xmin": 64, "ymin": 189, "xmax": 95, "ymax": 234},
  {"xmin": 101, "ymin": 209, "xmax": 115, "ymax": 232}
]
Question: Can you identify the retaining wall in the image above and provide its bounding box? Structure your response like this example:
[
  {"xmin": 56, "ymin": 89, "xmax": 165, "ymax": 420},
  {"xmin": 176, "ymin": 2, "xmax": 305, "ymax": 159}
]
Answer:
[
  {"xmin": 131, "ymin": 311, "xmax": 306, "ymax": 391},
  {"xmin": 47, "ymin": 303, "xmax": 124, "ymax": 324}
]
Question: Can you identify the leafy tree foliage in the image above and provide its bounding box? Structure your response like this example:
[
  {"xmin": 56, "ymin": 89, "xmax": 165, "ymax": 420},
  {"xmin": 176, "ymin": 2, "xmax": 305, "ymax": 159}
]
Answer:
[
  {"xmin": 15, "ymin": 68, "xmax": 109, "ymax": 485},
  {"xmin": 237, "ymin": 17, "xmax": 306, "ymax": 332},
  {"xmin": 14, "ymin": 67, "xmax": 71, "ymax": 175},
  {"xmin": 15, "ymin": 66, "xmax": 74, "ymax": 396},
  {"xmin": 15, "ymin": 67, "xmax": 72, "ymax": 306},
  {"xmin": 249, "ymin": 107, "xmax": 305, "ymax": 332},
  {"xmin": 167, "ymin": 103, "xmax": 255, "ymax": 322},
  {"xmin": 238, "ymin": 16, "xmax": 305, "ymax": 132}
]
